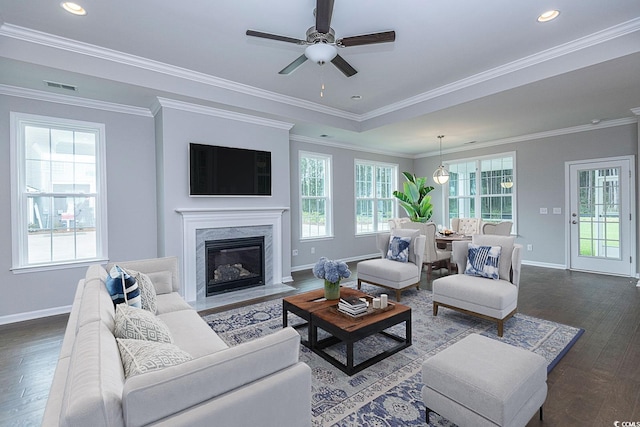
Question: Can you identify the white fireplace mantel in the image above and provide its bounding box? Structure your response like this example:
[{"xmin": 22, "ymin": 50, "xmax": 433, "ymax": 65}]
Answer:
[{"xmin": 176, "ymin": 207, "xmax": 289, "ymax": 302}]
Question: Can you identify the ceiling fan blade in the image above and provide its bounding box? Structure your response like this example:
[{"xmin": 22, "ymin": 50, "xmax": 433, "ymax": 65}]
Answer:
[
  {"xmin": 246, "ymin": 30, "xmax": 306, "ymax": 45},
  {"xmin": 279, "ymin": 54, "xmax": 308, "ymax": 75},
  {"xmin": 331, "ymin": 54, "xmax": 357, "ymax": 77},
  {"xmin": 315, "ymin": 0, "xmax": 334, "ymax": 34},
  {"xmin": 337, "ymin": 30, "xmax": 396, "ymax": 47}
]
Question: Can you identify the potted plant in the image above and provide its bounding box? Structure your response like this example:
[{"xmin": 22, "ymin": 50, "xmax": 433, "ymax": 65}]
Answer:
[
  {"xmin": 312, "ymin": 257, "xmax": 351, "ymax": 300},
  {"xmin": 393, "ymin": 172, "xmax": 435, "ymax": 222}
]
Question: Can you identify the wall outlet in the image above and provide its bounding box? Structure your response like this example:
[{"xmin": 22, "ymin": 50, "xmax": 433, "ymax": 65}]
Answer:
[
  {"xmin": 292, "ymin": 249, "xmax": 298, "ymax": 256},
  {"xmin": 311, "ymin": 247, "xmax": 315, "ymax": 254},
  {"xmin": 527, "ymin": 244, "xmax": 533, "ymax": 251}
]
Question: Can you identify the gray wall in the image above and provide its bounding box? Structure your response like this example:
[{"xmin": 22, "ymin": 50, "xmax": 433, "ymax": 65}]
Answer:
[
  {"xmin": 154, "ymin": 105, "xmax": 293, "ymax": 278},
  {"xmin": 415, "ymin": 124, "xmax": 639, "ymax": 267},
  {"xmin": 289, "ymin": 140, "xmax": 413, "ymax": 269},
  {"xmin": 0, "ymin": 94, "xmax": 158, "ymax": 319}
]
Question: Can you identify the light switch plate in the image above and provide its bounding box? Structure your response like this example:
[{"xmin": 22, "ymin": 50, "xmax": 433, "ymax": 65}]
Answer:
[
  {"xmin": 540, "ymin": 208, "xmax": 548, "ymax": 214},
  {"xmin": 553, "ymin": 207, "xmax": 562, "ymax": 214}
]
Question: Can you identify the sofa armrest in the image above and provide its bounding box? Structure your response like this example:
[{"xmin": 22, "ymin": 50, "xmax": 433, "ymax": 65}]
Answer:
[{"xmin": 121, "ymin": 327, "xmax": 303, "ymax": 427}]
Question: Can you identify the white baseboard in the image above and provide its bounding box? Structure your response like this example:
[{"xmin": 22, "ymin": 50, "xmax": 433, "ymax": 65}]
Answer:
[
  {"xmin": 0, "ymin": 304, "xmax": 72, "ymax": 326},
  {"xmin": 521, "ymin": 260, "xmax": 566, "ymax": 270},
  {"xmin": 291, "ymin": 253, "xmax": 379, "ymax": 273}
]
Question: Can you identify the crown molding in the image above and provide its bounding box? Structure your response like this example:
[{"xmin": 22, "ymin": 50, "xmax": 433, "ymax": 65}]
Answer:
[
  {"xmin": 0, "ymin": 83, "xmax": 153, "ymax": 117},
  {"xmin": 363, "ymin": 17, "xmax": 640, "ymax": 121},
  {"xmin": 290, "ymin": 134, "xmax": 414, "ymax": 159},
  {"xmin": 415, "ymin": 117, "xmax": 639, "ymax": 158},
  {"xmin": 0, "ymin": 23, "xmax": 357, "ymax": 121},
  {"xmin": 154, "ymin": 97, "xmax": 294, "ymax": 130}
]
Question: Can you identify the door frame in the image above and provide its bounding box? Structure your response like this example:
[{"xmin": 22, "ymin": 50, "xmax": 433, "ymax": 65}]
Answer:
[{"xmin": 564, "ymin": 155, "xmax": 636, "ymax": 277}]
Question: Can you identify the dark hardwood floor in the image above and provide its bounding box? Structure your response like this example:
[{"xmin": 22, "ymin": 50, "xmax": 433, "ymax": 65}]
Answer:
[{"xmin": 1, "ymin": 264, "xmax": 639, "ymax": 426}]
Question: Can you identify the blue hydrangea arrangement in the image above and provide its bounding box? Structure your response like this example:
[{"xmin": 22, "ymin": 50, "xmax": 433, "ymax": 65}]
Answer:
[{"xmin": 312, "ymin": 257, "xmax": 351, "ymax": 284}]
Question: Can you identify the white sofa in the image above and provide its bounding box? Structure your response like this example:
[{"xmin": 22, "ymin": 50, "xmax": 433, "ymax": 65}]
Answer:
[{"xmin": 42, "ymin": 256, "xmax": 312, "ymax": 427}]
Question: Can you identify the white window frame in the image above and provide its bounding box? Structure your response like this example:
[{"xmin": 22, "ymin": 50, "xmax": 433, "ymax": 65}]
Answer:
[
  {"xmin": 354, "ymin": 159, "xmax": 398, "ymax": 235},
  {"xmin": 444, "ymin": 151, "xmax": 517, "ymax": 233},
  {"xmin": 10, "ymin": 112, "xmax": 108, "ymax": 272},
  {"xmin": 299, "ymin": 151, "xmax": 333, "ymax": 240}
]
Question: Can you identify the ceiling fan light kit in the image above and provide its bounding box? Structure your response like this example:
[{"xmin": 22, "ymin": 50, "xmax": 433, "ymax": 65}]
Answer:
[{"xmin": 305, "ymin": 43, "xmax": 337, "ymax": 65}]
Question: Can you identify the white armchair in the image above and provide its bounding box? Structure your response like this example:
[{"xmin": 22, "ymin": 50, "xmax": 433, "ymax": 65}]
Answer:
[
  {"xmin": 357, "ymin": 231, "xmax": 426, "ymax": 301},
  {"xmin": 431, "ymin": 235, "xmax": 522, "ymax": 336},
  {"xmin": 397, "ymin": 222, "xmax": 451, "ymax": 281}
]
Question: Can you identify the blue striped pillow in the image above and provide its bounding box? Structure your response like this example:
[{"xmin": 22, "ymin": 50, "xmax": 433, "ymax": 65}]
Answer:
[
  {"xmin": 106, "ymin": 265, "xmax": 142, "ymax": 308},
  {"xmin": 465, "ymin": 244, "xmax": 502, "ymax": 280}
]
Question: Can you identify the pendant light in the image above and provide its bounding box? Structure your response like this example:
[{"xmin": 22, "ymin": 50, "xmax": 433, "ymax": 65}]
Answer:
[{"xmin": 433, "ymin": 135, "xmax": 449, "ymax": 184}]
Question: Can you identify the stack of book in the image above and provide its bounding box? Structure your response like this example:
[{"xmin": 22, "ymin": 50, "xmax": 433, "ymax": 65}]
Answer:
[{"xmin": 338, "ymin": 296, "xmax": 368, "ymax": 316}]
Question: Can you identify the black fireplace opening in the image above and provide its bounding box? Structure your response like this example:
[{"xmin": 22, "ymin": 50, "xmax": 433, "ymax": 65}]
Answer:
[{"xmin": 205, "ymin": 236, "xmax": 265, "ymax": 296}]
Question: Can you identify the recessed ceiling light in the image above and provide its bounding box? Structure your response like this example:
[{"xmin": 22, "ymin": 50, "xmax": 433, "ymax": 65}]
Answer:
[
  {"xmin": 61, "ymin": 2, "xmax": 87, "ymax": 16},
  {"xmin": 350, "ymin": 95, "xmax": 362, "ymax": 100},
  {"xmin": 537, "ymin": 10, "xmax": 560, "ymax": 23}
]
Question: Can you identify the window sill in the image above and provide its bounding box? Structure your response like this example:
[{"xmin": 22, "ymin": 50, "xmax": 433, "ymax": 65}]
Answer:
[{"xmin": 11, "ymin": 258, "xmax": 109, "ymax": 274}]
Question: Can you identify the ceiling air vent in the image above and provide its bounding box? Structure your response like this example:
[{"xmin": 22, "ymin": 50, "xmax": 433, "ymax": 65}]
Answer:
[{"xmin": 44, "ymin": 81, "xmax": 77, "ymax": 91}]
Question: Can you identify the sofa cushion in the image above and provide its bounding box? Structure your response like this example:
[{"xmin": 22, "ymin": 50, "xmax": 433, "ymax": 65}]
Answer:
[
  {"xmin": 123, "ymin": 268, "xmax": 157, "ymax": 314},
  {"xmin": 155, "ymin": 292, "xmax": 193, "ymax": 314},
  {"xmin": 147, "ymin": 270, "xmax": 173, "ymax": 295},
  {"xmin": 114, "ymin": 304, "xmax": 173, "ymax": 343},
  {"xmin": 76, "ymin": 269, "xmax": 115, "ymax": 333},
  {"xmin": 158, "ymin": 309, "xmax": 229, "ymax": 358},
  {"xmin": 386, "ymin": 235, "xmax": 411, "ymax": 262},
  {"xmin": 465, "ymin": 244, "xmax": 501, "ymax": 280},
  {"xmin": 105, "ymin": 265, "xmax": 141, "ymax": 308},
  {"xmin": 433, "ymin": 274, "xmax": 517, "ymax": 309},
  {"xmin": 117, "ymin": 338, "xmax": 192, "ymax": 378}
]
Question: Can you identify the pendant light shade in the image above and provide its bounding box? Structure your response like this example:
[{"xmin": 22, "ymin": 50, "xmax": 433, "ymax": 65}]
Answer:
[{"xmin": 433, "ymin": 135, "xmax": 449, "ymax": 184}]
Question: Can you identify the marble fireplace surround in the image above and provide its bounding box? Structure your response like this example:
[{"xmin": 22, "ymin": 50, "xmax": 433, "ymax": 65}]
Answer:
[{"xmin": 177, "ymin": 207, "xmax": 288, "ymax": 304}]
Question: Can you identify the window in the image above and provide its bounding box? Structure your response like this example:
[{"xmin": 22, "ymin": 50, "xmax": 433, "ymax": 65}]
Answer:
[
  {"xmin": 10, "ymin": 113, "xmax": 107, "ymax": 270},
  {"xmin": 299, "ymin": 151, "xmax": 332, "ymax": 239},
  {"xmin": 446, "ymin": 153, "xmax": 515, "ymax": 229},
  {"xmin": 355, "ymin": 160, "xmax": 397, "ymax": 234}
]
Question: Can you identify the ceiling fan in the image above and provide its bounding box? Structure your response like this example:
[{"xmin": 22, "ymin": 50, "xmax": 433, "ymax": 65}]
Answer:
[{"xmin": 246, "ymin": 0, "xmax": 395, "ymax": 77}]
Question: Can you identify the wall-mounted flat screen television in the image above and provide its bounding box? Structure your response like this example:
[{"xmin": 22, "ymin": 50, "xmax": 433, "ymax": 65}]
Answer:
[{"xmin": 189, "ymin": 143, "xmax": 272, "ymax": 196}]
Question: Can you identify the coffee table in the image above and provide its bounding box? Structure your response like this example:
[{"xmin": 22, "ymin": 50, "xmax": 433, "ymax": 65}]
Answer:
[{"xmin": 283, "ymin": 287, "xmax": 412, "ymax": 375}]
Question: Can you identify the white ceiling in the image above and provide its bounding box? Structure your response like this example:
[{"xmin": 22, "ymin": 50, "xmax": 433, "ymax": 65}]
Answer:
[{"xmin": 1, "ymin": 0, "xmax": 639, "ymax": 156}]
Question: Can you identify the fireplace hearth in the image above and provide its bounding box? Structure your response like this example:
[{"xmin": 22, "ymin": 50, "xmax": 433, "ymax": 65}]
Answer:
[{"xmin": 205, "ymin": 236, "xmax": 265, "ymax": 295}]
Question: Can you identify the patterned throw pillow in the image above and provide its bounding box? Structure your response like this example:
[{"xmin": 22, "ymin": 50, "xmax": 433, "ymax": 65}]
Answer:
[
  {"xmin": 465, "ymin": 244, "xmax": 502, "ymax": 280},
  {"xmin": 386, "ymin": 236, "xmax": 411, "ymax": 263},
  {"xmin": 117, "ymin": 338, "xmax": 192, "ymax": 378},
  {"xmin": 105, "ymin": 265, "xmax": 141, "ymax": 308},
  {"xmin": 123, "ymin": 268, "xmax": 157, "ymax": 314},
  {"xmin": 114, "ymin": 304, "xmax": 173, "ymax": 343}
]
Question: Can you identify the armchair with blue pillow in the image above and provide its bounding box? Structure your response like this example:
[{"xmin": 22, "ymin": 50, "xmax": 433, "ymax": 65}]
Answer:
[{"xmin": 431, "ymin": 235, "xmax": 523, "ymax": 336}]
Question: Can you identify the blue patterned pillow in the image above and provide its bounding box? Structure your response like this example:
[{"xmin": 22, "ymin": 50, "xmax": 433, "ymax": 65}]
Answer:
[
  {"xmin": 465, "ymin": 244, "xmax": 502, "ymax": 280},
  {"xmin": 386, "ymin": 236, "xmax": 411, "ymax": 262},
  {"xmin": 106, "ymin": 265, "xmax": 142, "ymax": 308}
]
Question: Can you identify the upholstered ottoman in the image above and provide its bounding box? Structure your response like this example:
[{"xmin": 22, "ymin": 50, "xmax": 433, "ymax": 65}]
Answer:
[{"xmin": 422, "ymin": 334, "xmax": 547, "ymax": 427}]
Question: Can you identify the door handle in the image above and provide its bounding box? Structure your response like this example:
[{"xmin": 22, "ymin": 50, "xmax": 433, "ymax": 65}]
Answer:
[{"xmin": 572, "ymin": 220, "xmax": 577, "ymax": 224}]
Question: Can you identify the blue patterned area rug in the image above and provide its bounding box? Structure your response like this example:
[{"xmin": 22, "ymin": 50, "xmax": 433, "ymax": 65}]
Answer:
[{"xmin": 202, "ymin": 282, "xmax": 583, "ymax": 427}]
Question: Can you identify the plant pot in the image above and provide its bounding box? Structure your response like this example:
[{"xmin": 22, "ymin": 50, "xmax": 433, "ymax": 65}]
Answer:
[{"xmin": 324, "ymin": 280, "xmax": 341, "ymax": 300}]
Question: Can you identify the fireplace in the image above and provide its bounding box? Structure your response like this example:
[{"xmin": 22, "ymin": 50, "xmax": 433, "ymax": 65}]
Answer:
[{"xmin": 205, "ymin": 236, "xmax": 265, "ymax": 295}]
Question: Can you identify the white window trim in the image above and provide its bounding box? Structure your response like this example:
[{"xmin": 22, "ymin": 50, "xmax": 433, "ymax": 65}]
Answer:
[
  {"xmin": 10, "ymin": 112, "xmax": 109, "ymax": 272},
  {"xmin": 354, "ymin": 159, "xmax": 399, "ymax": 235},
  {"xmin": 443, "ymin": 151, "xmax": 517, "ymax": 233},
  {"xmin": 299, "ymin": 150, "xmax": 333, "ymax": 241}
]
